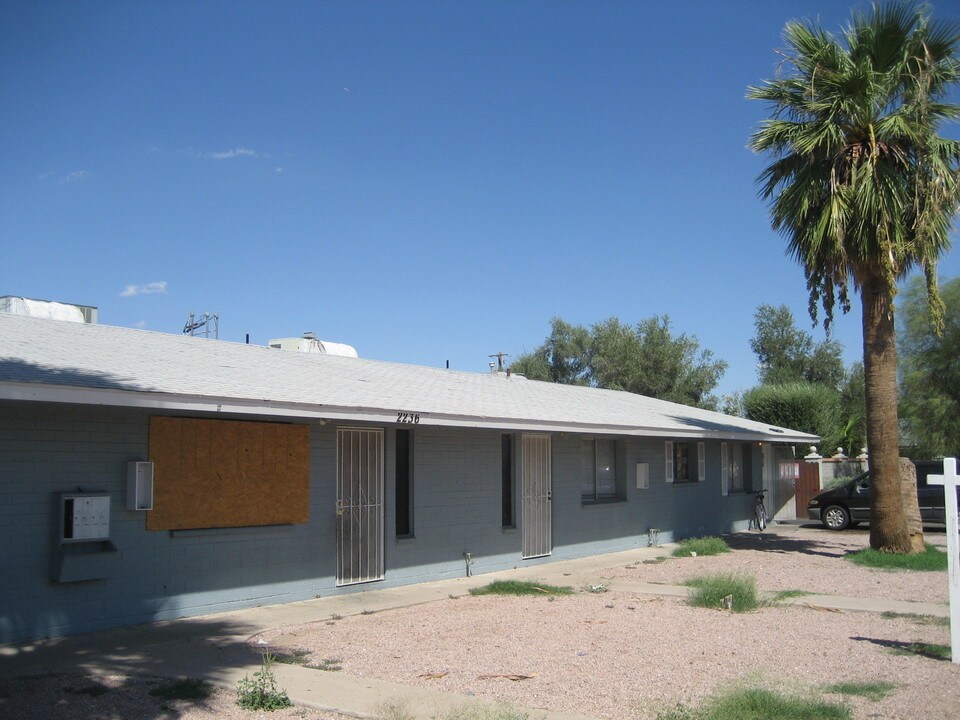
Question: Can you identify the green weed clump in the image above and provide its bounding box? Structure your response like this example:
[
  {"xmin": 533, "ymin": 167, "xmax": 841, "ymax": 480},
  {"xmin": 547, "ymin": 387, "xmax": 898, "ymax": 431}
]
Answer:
[
  {"xmin": 846, "ymin": 544, "xmax": 947, "ymax": 571},
  {"xmin": 672, "ymin": 536, "xmax": 730, "ymax": 558},
  {"xmin": 468, "ymin": 580, "xmax": 573, "ymax": 597},
  {"xmin": 891, "ymin": 642, "xmax": 951, "ymax": 660},
  {"xmin": 657, "ymin": 687, "xmax": 850, "ymax": 720},
  {"xmin": 880, "ymin": 611, "xmax": 949, "ymax": 627},
  {"xmin": 822, "ymin": 681, "xmax": 896, "ymax": 701},
  {"xmin": 685, "ymin": 573, "xmax": 761, "ymax": 612},
  {"xmin": 236, "ymin": 653, "xmax": 292, "ymax": 711}
]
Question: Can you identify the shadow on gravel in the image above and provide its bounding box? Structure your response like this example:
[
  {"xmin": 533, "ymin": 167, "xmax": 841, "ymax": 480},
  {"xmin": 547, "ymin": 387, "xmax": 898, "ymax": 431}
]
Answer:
[
  {"xmin": 721, "ymin": 531, "xmax": 848, "ymax": 558},
  {"xmin": 0, "ymin": 673, "xmax": 220, "ymax": 720},
  {"xmin": 0, "ymin": 616, "xmax": 266, "ymax": 689},
  {"xmin": 850, "ymin": 635, "xmax": 952, "ymax": 661}
]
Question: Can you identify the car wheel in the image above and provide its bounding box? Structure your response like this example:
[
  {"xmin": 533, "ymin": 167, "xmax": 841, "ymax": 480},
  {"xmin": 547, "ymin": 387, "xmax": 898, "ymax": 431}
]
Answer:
[{"xmin": 822, "ymin": 505, "xmax": 850, "ymax": 531}]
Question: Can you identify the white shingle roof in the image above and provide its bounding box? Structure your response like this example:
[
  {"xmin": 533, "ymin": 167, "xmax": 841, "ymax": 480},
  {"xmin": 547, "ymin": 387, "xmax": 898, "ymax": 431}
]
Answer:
[{"xmin": 0, "ymin": 313, "xmax": 817, "ymax": 442}]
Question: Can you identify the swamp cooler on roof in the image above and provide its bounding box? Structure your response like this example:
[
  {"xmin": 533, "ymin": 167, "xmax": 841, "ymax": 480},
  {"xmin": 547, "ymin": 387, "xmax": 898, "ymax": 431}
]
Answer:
[{"xmin": 268, "ymin": 332, "xmax": 358, "ymax": 358}]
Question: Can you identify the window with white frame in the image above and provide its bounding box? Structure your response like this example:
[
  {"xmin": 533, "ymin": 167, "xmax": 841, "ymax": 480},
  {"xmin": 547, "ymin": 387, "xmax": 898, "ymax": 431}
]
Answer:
[
  {"xmin": 665, "ymin": 440, "xmax": 704, "ymax": 484},
  {"xmin": 583, "ymin": 438, "xmax": 619, "ymax": 500}
]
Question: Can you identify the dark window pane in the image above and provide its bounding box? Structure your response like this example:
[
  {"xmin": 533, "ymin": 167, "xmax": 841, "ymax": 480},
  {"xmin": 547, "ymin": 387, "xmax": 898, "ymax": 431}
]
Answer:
[
  {"xmin": 502, "ymin": 434, "xmax": 514, "ymax": 526},
  {"xmin": 396, "ymin": 429, "xmax": 411, "ymax": 537}
]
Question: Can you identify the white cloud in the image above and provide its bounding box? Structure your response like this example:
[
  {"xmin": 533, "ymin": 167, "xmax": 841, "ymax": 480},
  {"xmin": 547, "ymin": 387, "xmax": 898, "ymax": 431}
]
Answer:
[
  {"xmin": 39, "ymin": 170, "xmax": 88, "ymax": 184},
  {"xmin": 133, "ymin": 320, "xmax": 147, "ymax": 328},
  {"xmin": 59, "ymin": 170, "xmax": 88, "ymax": 184},
  {"xmin": 204, "ymin": 147, "xmax": 260, "ymax": 160},
  {"xmin": 120, "ymin": 281, "xmax": 168, "ymax": 298}
]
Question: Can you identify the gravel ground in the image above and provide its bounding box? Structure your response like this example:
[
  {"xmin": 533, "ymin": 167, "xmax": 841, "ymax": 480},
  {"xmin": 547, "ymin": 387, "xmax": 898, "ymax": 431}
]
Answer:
[
  {"xmin": 1, "ymin": 527, "xmax": 955, "ymax": 720},
  {"xmin": 252, "ymin": 527, "xmax": 957, "ymax": 720}
]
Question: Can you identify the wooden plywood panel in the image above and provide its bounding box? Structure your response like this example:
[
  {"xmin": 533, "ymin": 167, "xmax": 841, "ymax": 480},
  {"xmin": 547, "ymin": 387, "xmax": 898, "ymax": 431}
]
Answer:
[{"xmin": 147, "ymin": 417, "xmax": 310, "ymax": 531}]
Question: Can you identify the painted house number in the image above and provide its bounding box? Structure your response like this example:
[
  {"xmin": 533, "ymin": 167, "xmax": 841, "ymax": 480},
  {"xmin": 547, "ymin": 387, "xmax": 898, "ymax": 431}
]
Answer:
[{"xmin": 396, "ymin": 412, "xmax": 421, "ymax": 424}]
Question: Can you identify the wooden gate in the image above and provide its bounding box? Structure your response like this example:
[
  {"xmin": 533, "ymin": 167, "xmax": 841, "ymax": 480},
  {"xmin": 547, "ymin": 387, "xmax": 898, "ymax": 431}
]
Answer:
[{"xmin": 795, "ymin": 461, "xmax": 820, "ymax": 518}]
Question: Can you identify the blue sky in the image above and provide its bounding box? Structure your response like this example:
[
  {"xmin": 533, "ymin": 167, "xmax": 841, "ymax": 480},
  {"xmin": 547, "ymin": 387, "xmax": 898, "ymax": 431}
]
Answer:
[{"xmin": 3, "ymin": 0, "xmax": 958, "ymax": 399}]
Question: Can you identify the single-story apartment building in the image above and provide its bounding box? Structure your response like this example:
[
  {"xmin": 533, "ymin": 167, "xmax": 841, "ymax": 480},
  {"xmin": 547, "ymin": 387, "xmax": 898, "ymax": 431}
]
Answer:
[{"xmin": 0, "ymin": 312, "xmax": 816, "ymax": 644}]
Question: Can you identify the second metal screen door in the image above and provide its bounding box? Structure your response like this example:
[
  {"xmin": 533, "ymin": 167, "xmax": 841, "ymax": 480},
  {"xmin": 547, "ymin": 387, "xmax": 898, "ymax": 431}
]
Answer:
[{"xmin": 521, "ymin": 434, "xmax": 552, "ymax": 559}]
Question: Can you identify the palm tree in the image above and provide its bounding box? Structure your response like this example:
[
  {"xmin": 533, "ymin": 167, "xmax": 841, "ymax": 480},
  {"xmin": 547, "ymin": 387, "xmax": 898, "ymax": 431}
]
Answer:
[{"xmin": 748, "ymin": 2, "xmax": 960, "ymax": 552}]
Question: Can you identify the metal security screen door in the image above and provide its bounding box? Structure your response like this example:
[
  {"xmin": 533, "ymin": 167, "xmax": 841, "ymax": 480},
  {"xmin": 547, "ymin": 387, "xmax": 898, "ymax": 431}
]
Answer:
[
  {"xmin": 522, "ymin": 434, "xmax": 552, "ymax": 559},
  {"xmin": 336, "ymin": 428, "xmax": 384, "ymax": 586}
]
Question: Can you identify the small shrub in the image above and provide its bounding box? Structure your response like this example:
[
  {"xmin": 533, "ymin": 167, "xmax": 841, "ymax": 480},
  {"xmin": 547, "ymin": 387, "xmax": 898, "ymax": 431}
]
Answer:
[
  {"xmin": 149, "ymin": 677, "xmax": 212, "ymax": 701},
  {"xmin": 314, "ymin": 657, "xmax": 343, "ymax": 672},
  {"xmin": 657, "ymin": 687, "xmax": 850, "ymax": 720},
  {"xmin": 824, "ymin": 474, "xmax": 855, "ymax": 490},
  {"xmin": 236, "ymin": 653, "xmax": 292, "ymax": 711},
  {"xmin": 468, "ymin": 580, "xmax": 572, "ymax": 596},
  {"xmin": 822, "ymin": 681, "xmax": 896, "ymax": 701},
  {"xmin": 686, "ymin": 573, "xmax": 761, "ymax": 612},
  {"xmin": 273, "ymin": 649, "xmax": 312, "ymax": 666},
  {"xmin": 846, "ymin": 544, "xmax": 947, "ymax": 571},
  {"xmin": 672, "ymin": 536, "xmax": 730, "ymax": 558}
]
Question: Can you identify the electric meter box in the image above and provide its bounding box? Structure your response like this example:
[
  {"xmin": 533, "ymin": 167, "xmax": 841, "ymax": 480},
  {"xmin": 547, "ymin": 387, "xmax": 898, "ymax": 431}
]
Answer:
[{"xmin": 127, "ymin": 461, "xmax": 154, "ymax": 510}]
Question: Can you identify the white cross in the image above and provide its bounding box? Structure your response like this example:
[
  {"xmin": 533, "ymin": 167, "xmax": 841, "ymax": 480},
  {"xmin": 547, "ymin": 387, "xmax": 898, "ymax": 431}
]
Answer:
[{"xmin": 928, "ymin": 457, "xmax": 960, "ymax": 664}]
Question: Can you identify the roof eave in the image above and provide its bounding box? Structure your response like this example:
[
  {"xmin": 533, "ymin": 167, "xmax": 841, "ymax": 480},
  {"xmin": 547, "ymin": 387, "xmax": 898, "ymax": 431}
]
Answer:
[{"xmin": 0, "ymin": 381, "xmax": 820, "ymax": 444}]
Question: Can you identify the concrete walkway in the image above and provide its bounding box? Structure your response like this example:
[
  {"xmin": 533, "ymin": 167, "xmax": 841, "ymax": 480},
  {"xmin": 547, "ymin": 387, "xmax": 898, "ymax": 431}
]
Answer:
[{"xmin": 0, "ymin": 540, "xmax": 949, "ymax": 720}]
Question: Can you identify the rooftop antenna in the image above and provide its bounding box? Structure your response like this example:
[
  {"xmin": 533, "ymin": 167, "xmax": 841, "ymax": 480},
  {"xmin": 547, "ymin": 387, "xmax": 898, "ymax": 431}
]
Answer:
[
  {"xmin": 183, "ymin": 311, "xmax": 219, "ymax": 339},
  {"xmin": 488, "ymin": 352, "xmax": 509, "ymax": 372}
]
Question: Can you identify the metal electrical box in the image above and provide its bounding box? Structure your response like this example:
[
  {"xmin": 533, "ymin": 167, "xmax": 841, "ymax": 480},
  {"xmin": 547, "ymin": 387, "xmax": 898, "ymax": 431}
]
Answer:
[
  {"xmin": 60, "ymin": 493, "xmax": 111, "ymax": 543},
  {"xmin": 127, "ymin": 461, "xmax": 154, "ymax": 510}
]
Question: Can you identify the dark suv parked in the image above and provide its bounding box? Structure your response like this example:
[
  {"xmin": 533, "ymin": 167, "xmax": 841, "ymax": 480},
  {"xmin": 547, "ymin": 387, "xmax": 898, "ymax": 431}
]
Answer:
[{"xmin": 807, "ymin": 460, "xmax": 955, "ymax": 530}]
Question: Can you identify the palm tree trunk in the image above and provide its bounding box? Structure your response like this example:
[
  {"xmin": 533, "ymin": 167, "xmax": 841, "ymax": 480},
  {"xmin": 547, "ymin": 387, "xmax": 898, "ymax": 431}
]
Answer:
[{"xmin": 862, "ymin": 273, "xmax": 913, "ymax": 553}]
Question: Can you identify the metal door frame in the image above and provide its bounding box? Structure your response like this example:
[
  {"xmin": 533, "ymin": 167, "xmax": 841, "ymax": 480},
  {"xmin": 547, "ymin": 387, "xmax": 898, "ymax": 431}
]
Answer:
[
  {"xmin": 336, "ymin": 427, "xmax": 384, "ymax": 586},
  {"xmin": 521, "ymin": 433, "xmax": 552, "ymax": 559}
]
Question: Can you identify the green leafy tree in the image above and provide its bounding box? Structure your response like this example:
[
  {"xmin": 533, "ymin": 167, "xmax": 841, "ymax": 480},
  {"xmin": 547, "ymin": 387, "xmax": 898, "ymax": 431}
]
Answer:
[
  {"xmin": 750, "ymin": 304, "xmax": 845, "ymax": 387},
  {"xmin": 748, "ymin": 3, "xmax": 960, "ymax": 553},
  {"xmin": 512, "ymin": 315, "xmax": 727, "ymax": 409},
  {"xmin": 743, "ymin": 383, "xmax": 842, "ymax": 452},
  {"xmin": 899, "ymin": 275, "xmax": 960, "ymax": 458},
  {"xmin": 839, "ymin": 362, "xmax": 867, "ymax": 455},
  {"xmin": 510, "ymin": 318, "xmax": 591, "ymax": 385}
]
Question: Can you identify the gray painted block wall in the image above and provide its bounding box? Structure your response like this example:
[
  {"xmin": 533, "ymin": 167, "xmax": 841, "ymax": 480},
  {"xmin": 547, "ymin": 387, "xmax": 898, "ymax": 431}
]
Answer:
[{"xmin": 0, "ymin": 402, "xmax": 759, "ymax": 644}]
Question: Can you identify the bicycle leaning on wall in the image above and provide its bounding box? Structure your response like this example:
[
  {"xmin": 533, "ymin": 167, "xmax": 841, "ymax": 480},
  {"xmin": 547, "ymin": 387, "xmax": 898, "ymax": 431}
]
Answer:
[{"xmin": 754, "ymin": 490, "xmax": 768, "ymax": 531}]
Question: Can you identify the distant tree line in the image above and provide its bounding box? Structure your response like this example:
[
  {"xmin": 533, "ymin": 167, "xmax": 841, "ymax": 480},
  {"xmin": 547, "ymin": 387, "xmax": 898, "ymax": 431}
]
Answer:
[
  {"xmin": 511, "ymin": 280, "xmax": 956, "ymax": 463},
  {"xmin": 511, "ymin": 316, "xmax": 727, "ymax": 410}
]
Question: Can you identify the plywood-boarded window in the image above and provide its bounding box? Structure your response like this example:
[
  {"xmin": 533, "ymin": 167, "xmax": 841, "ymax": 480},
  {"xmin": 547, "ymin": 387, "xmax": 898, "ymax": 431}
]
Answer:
[{"xmin": 146, "ymin": 417, "xmax": 310, "ymax": 531}]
